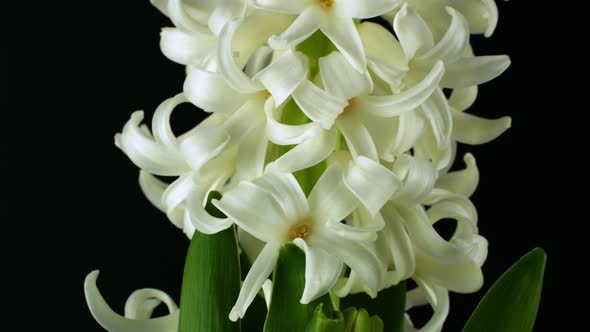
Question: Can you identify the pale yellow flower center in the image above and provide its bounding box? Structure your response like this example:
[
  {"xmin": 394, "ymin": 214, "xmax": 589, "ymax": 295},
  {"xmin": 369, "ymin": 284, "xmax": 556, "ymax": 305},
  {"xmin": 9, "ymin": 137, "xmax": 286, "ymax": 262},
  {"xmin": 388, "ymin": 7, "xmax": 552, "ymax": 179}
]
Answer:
[
  {"xmin": 317, "ymin": 0, "xmax": 334, "ymax": 9},
  {"xmin": 339, "ymin": 97, "xmax": 358, "ymax": 119},
  {"xmin": 286, "ymin": 218, "xmax": 314, "ymax": 241}
]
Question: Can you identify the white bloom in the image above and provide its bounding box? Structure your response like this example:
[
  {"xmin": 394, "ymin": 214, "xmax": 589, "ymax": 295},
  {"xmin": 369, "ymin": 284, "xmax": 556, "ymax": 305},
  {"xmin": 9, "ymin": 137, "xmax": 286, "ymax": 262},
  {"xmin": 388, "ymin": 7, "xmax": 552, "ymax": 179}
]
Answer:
[
  {"xmin": 334, "ymin": 153, "xmax": 486, "ymax": 332},
  {"xmin": 256, "ymin": 0, "xmax": 403, "ymax": 71},
  {"xmin": 448, "ymin": 86, "xmax": 512, "ymax": 145},
  {"xmin": 384, "ymin": 0, "xmax": 499, "ymax": 38},
  {"xmin": 116, "ymin": 94, "xmax": 267, "ymax": 236},
  {"xmin": 266, "ymin": 51, "xmax": 444, "ymax": 174},
  {"xmin": 84, "ymin": 271, "xmax": 179, "ymax": 332},
  {"xmin": 356, "ymin": 5, "xmax": 510, "ymax": 169},
  {"xmin": 154, "ymin": 0, "xmax": 248, "ymax": 65},
  {"xmin": 151, "ymin": 0, "xmax": 246, "ymax": 34},
  {"xmin": 214, "ymin": 163, "xmax": 396, "ymax": 321}
]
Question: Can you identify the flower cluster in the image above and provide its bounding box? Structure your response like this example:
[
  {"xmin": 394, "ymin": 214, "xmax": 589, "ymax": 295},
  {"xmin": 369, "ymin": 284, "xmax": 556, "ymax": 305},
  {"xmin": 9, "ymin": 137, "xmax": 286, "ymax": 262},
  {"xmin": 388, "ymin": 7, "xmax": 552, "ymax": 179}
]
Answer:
[{"xmin": 85, "ymin": 0, "xmax": 510, "ymax": 331}]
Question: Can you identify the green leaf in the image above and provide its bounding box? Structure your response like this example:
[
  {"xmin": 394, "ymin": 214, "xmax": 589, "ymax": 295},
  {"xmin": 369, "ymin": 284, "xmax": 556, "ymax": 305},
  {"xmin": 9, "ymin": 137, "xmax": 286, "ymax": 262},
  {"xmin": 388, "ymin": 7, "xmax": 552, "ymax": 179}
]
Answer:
[
  {"xmin": 178, "ymin": 192, "xmax": 241, "ymax": 332},
  {"xmin": 340, "ymin": 281, "xmax": 406, "ymax": 332},
  {"xmin": 463, "ymin": 247, "xmax": 546, "ymax": 332},
  {"xmin": 264, "ymin": 244, "xmax": 336, "ymax": 332},
  {"xmin": 306, "ymin": 304, "xmax": 345, "ymax": 332}
]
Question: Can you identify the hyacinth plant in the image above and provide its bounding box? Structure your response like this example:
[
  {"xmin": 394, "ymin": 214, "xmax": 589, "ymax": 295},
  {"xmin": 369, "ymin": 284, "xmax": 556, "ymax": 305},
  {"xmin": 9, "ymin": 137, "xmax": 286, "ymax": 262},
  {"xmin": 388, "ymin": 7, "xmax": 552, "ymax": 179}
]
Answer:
[{"xmin": 84, "ymin": 0, "xmax": 546, "ymax": 331}]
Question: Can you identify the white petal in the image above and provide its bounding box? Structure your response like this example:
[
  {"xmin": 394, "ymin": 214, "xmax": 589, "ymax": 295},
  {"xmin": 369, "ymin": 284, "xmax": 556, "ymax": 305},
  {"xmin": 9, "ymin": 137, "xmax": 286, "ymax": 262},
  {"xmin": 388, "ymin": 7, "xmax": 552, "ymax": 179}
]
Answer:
[
  {"xmin": 222, "ymin": 99, "xmax": 266, "ymax": 145},
  {"xmin": 308, "ymin": 163, "xmax": 358, "ymax": 224},
  {"xmin": 323, "ymin": 206, "xmax": 383, "ymax": 242},
  {"xmin": 139, "ymin": 171, "xmax": 168, "ymax": 213},
  {"xmin": 415, "ymin": 250, "xmax": 484, "ymax": 293},
  {"xmin": 321, "ymin": 18, "xmax": 367, "ymax": 72},
  {"xmin": 454, "ymin": 0, "xmax": 498, "ymax": 37},
  {"xmin": 254, "ymin": 50, "xmax": 309, "ymax": 106},
  {"xmin": 178, "ymin": 126, "xmax": 230, "ymax": 170},
  {"xmin": 214, "ymin": 182, "xmax": 289, "ymax": 242},
  {"xmin": 358, "ymin": 21, "xmax": 408, "ymax": 70},
  {"xmin": 448, "ymin": 86, "xmax": 478, "ymax": 112},
  {"xmin": 366, "ymin": 111, "xmax": 425, "ymax": 161},
  {"xmin": 420, "ymin": 88, "xmax": 452, "ymax": 148},
  {"xmin": 293, "ymin": 238, "xmax": 343, "ymax": 304},
  {"xmin": 184, "ymin": 66, "xmax": 249, "ymax": 113},
  {"xmin": 162, "ymin": 174, "xmax": 194, "ymax": 228},
  {"xmin": 426, "ymin": 195, "xmax": 478, "ymax": 233},
  {"xmin": 393, "ymin": 4, "xmax": 434, "ymax": 60},
  {"xmin": 238, "ymin": 226, "xmax": 266, "ymax": 264},
  {"xmin": 234, "ymin": 13, "xmax": 294, "ymax": 63},
  {"xmin": 317, "ymin": 235, "xmax": 384, "ymax": 294},
  {"xmin": 380, "ymin": 204, "xmax": 415, "ymax": 283},
  {"xmin": 252, "ymin": 172, "xmax": 309, "ymax": 222},
  {"xmin": 367, "ymin": 59, "xmax": 408, "ymax": 89},
  {"xmin": 218, "ymin": 18, "xmax": 264, "ymax": 93},
  {"xmin": 436, "ymin": 153, "xmax": 479, "ymax": 197},
  {"xmin": 244, "ymin": 46, "xmax": 273, "ymax": 78},
  {"xmin": 254, "ymin": 0, "xmax": 308, "ymax": 14},
  {"xmin": 337, "ymin": 115, "xmax": 379, "ymax": 161},
  {"xmin": 406, "ymin": 277, "xmax": 449, "ymax": 332},
  {"xmin": 208, "ymin": 0, "xmax": 247, "ymax": 35},
  {"xmin": 186, "ymin": 183, "xmax": 233, "ymax": 234},
  {"xmin": 160, "ymin": 28, "xmax": 215, "ymax": 65},
  {"xmin": 333, "ymin": 0, "xmax": 402, "ymax": 19},
  {"xmin": 414, "ymin": 128, "xmax": 455, "ymax": 171},
  {"xmin": 319, "ymin": 51, "xmax": 373, "ymax": 100},
  {"xmin": 268, "ymin": 6, "xmax": 324, "ymax": 50},
  {"xmin": 262, "ymin": 280, "xmax": 273, "ymax": 308},
  {"xmin": 293, "ymin": 80, "xmax": 348, "ymax": 129},
  {"xmin": 116, "ymin": 111, "xmax": 188, "ymax": 176},
  {"xmin": 333, "ymin": 270, "xmax": 362, "ymax": 298},
  {"xmin": 441, "ymin": 55, "xmax": 511, "ymax": 88},
  {"xmin": 351, "ymin": 205, "xmax": 386, "ymax": 232},
  {"xmin": 417, "ymin": 7, "xmax": 470, "ymax": 64},
  {"xmin": 124, "ymin": 288, "xmax": 178, "ymax": 320},
  {"xmin": 324, "ymin": 218, "xmax": 379, "ymax": 242},
  {"xmin": 157, "ymin": 0, "xmax": 212, "ymax": 33},
  {"xmin": 391, "ymin": 154, "xmax": 436, "ymax": 203},
  {"xmin": 396, "ymin": 205, "xmax": 478, "ymax": 265},
  {"xmin": 151, "ymin": 94, "xmax": 186, "ymax": 150},
  {"xmin": 451, "ymin": 108, "xmax": 511, "ymax": 144},
  {"xmin": 358, "ymin": 61, "xmax": 444, "ymax": 117},
  {"xmin": 266, "ymin": 128, "xmax": 338, "ymax": 173},
  {"xmin": 84, "ymin": 271, "xmax": 179, "ymax": 332},
  {"xmin": 264, "ymin": 98, "xmax": 322, "ymax": 145},
  {"xmin": 234, "ymin": 123, "xmax": 269, "ymax": 182},
  {"xmin": 229, "ymin": 242, "xmax": 281, "ymax": 321},
  {"xmin": 344, "ymin": 156, "xmax": 400, "ymax": 216}
]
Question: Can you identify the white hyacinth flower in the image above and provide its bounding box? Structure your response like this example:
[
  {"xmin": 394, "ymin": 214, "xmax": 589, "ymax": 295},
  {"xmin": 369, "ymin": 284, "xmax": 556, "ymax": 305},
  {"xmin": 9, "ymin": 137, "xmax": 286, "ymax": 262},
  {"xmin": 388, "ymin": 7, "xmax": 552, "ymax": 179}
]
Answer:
[
  {"xmin": 214, "ymin": 162, "xmax": 398, "ymax": 321},
  {"xmin": 257, "ymin": 0, "xmax": 403, "ymax": 71},
  {"xmin": 356, "ymin": 4, "xmax": 510, "ymax": 170},
  {"xmin": 266, "ymin": 50, "xmax": 444, "ymax": 174},
  {"xmin": 116, "ymin": 93, "xmax": 268, "ymax": 236},
  {"xmin": 384, "ymin": 0, "xmax": 499, "ymax": 38},
  {"xmin": 84, "ymin": 271, "xmax": 179, "ymax": 332}
]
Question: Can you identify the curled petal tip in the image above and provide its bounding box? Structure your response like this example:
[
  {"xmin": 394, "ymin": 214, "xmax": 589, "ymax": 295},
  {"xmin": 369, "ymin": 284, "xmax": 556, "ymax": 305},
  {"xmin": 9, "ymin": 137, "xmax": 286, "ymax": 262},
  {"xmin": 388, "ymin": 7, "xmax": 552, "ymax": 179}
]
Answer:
[
  {"xmin": 229, "ymin": 307, "xmax": 242, "ymax": 322},
  {"xmin": 503, "ymin": 116, "xmax": 512, "ymax": 128}
]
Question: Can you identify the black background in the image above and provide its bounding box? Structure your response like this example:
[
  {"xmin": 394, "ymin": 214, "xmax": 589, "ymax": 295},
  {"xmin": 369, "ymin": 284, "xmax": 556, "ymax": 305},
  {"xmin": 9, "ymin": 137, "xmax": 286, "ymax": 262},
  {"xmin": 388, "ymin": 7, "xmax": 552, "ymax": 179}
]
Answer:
[{"xmin": 6, "ymin": 1, "xmax": 585, "ymax": 331}]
